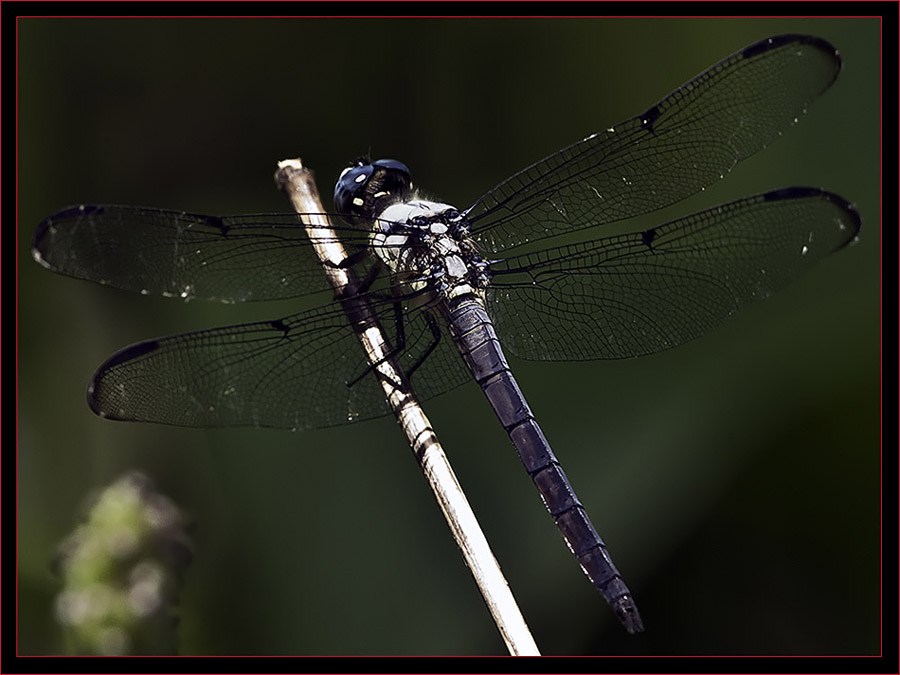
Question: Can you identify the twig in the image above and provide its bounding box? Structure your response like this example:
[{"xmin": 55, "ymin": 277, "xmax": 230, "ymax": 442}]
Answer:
[{"xmin": 274, "ymin": 159, "xmax": 540, "ymax": 656}]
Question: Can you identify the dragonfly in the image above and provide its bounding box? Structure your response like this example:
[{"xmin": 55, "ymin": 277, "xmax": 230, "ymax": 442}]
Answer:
[{"xmin": 32, "ymin": 34, "xmax": 860, "ymax": 635}]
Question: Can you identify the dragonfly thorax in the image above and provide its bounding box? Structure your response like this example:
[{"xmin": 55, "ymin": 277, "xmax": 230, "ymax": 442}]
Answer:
[{"xmin": 374, "ymin": 200, "xmax": 489, "ymax": 300}]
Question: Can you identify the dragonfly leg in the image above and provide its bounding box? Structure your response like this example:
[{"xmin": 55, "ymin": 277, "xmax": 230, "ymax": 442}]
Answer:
[
  {"xmin": 405, "ymin": 312, "xmax": 442, "ymax": 380},
  {"xmin": 345, "ymin": 298, "xmax": 409, "ymax": 390},
  {"xmin": 332, "ymin": 247, "xmax": 370, "ymax": 270}
]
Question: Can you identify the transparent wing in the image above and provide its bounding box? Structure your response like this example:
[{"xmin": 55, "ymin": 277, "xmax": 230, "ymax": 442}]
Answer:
[
  {"xmin": 485, "ymin": 188, "xmax": 860, "ymax": 361},
  {"xmin": 32, "ymin": 205, "xmax": 381, "ymax": 302},
  {"xmin": 466, "ymin": 34, "xmax": 842, "ymax": 252},
  {"xmin": 89, "ymin": 295, "xmax": 473, "ymax": 429}
]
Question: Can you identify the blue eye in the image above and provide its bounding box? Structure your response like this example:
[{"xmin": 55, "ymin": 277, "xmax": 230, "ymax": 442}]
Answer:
[{"xmin": 334, "ymin": 157, "xmax": 411, "ymax": 225}]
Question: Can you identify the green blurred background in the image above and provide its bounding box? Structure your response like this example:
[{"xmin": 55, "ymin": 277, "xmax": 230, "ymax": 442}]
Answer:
[{"xmin": 18, "ymin": 17, "xmax": 880, "ymax": 655}]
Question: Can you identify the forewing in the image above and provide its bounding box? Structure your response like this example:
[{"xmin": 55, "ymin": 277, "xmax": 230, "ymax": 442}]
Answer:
[
  {"xmin": 466, "ymin": 35, "xmax": 842, "ymax": 252},
  {"xmin": 32, "ymin": 205, "xmax": 377, "ymax": 302}
]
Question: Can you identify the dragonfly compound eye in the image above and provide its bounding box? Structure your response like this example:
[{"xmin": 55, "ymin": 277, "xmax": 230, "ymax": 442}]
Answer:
[{"xmin": 334, "ymin": 158, "xmax": 412, "ymax": 226}]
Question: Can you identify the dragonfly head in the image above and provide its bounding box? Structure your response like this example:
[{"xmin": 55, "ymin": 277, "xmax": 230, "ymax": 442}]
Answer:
[{"xmin": 334, "ymin": 157, "xmax": 412, "ymax": 228}]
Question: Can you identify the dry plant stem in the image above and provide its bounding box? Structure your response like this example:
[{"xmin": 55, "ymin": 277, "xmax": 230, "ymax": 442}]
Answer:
[{"xmin": 274, "ymin": 158, "xmax": 540, "ymax": 656}]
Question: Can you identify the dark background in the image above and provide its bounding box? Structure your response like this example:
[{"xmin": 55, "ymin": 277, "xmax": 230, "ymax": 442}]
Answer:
[{"xmin": 18, "ymin": 17, "xmax": 881, "ymax": 655}]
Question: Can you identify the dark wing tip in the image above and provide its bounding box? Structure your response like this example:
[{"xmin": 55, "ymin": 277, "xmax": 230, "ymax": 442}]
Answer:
[
  {"xmin": 762, "ymin": 186, "xmax": 862, "ymax": 248},
  {"xmin": 31, "ymin": 217, "xmax": 53, "ymax": 266},
  {"xmin": 741, "ymin": 34, "xmax": 842, "ymax": 82},
  {"xmin": 742, "ymin": 33, "xmax": 839, "ymax": 60},
  {"xmin": 33, "ymin": 205, "xmax": 108, "ymax": 267},
  {"xmin": 88, "ymin": 340, "xmax": 161, "ymax": 420},
  {"xmin": 86, "ymin": 384, "xmax": 114, "ymax": 419}
]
